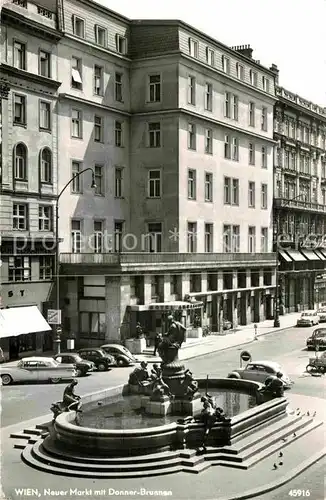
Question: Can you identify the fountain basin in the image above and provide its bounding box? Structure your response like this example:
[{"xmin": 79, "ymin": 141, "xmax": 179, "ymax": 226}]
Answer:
[{"xmin": 52, "ymin": 379, "xmax": 288, "ymax": 457}]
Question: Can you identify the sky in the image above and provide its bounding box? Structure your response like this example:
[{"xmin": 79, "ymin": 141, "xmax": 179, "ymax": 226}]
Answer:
[{"xmin": 96, "ymin": 0, "xmax": 326, "ymax": 107}]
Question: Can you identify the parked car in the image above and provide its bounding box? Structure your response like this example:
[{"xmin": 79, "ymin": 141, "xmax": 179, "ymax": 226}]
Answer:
[
  {"xmin": 223, "ymin": 319, "xmax": 232, "ymax": 330},
  {"xmin": 77, "ymin": 348, "xmax": 114, "ymax": 371},
  {"xmin": 296, "ymin": 310, "xmax": 320, "ymax": 327},
  {"xmin": 0, "ymin": 357, "xmax": 77, "ymax": 386},
  {"xmin": 227, "ymin": 360, "xmax": 292, "ymax": 389},
  {"xmin": 306, "ymin": 328, "xmax": 326, "ymax": 350},
  {"xmin": 53, "ymin": 353, "xmax": 94, "ymax": 377},
  {"xmin": 317, "ymin": 307, "xmax": 326, "ymax": 322},
  {"xmin": 100, "ymin": 344, "xmax": 137, "ymax": 366}
]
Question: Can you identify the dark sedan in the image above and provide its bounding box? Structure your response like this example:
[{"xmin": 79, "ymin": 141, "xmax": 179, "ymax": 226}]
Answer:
[
  {"xmin": 306, "ymin": 328, "xmax": 326, "ymax": 350},
  {"xmin": 53, "ymin": 353, "xmax": 94, "ymax": 377},
  {"xmin": 77, "ymin": 348, "xmax": 114, "ymax": 371}
]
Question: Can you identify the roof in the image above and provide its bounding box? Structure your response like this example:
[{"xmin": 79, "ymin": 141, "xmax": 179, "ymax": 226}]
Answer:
[
  {"xmin": 247, "ymin": 361, "xmax": 281, "ymax": 369},
  {"xmin": 20, "ymin": 356, "xmax": 54, "ymax": 362}
]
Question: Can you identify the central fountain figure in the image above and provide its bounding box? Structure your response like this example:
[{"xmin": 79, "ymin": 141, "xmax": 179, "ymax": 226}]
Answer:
[{"xmin": 158, "ymin": 315, "xmax": 186, "ymax": 364}]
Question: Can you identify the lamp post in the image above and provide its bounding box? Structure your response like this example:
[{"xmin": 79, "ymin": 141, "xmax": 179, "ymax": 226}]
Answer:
[
  {"xmin": 54, "ymin": 168, "xmax": 96, "ymax": 354},
  {"xmin": 273, "ymin": 193, "xmax": 305, "ymax": 328}
]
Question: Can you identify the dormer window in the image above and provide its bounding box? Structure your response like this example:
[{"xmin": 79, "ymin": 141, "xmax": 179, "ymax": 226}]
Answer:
[
  {"xmin": 95, "ymin": 25, "xmax": 106, "ymax": 47},
  {"xmin": 116, "ymin": 35, "xmax": 127, "ymax": 54},
  {"xmin": 188, "ymin": 38, "xmax": 198, "ymax": 58},
  {"xmin": 206, "ymin": 47, "xmax": 214, "ymax": 66},
  {"xmin": 222, "ymin": 55, "xmax": 230, "ymax": 74},
  {"xmin": 262, "ymin": 76, "xmax": 270, "ymax": 93},
  {"xmin": 236, "ymin": 63, "xmax": 244, "ymax": 80},
  {"xmin": 72, "ymin": 16, "xmax": 85, "ymax": 38},
  {"xmin": 250, "ymin": 69, "xmax": 258, "ymax": 86}
]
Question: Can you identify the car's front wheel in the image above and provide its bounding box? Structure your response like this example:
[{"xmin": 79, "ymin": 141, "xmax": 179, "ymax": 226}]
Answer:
[
  {"xmin": 116, "ymin": 358, "xmax": 126, "ymax": 367},
  {"xmin": 97, "ymin": 363, "xmax": 106, "ymax": 371},
  {"xmin": 1, "ymin": 374, "xmax": 13, "ymax": 386},
  {"xmin": 50, "ymin": 377, "xmax": 61, "ymax": 384}
]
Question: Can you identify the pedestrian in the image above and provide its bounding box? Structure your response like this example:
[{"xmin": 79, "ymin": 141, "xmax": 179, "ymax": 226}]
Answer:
[
  {"xmin": 135, "ymin": 322, "xmax": 143, "ymax": 338},
  {"xmin": 153, "ymin": 332, "xmax": 162, "ymax": 356}
]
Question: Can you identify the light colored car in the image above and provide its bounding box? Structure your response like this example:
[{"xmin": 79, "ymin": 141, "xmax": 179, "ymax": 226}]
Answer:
[
  {"xmin": 227, "ymin": 360, "xmax": 292, "ymax": 389},
  {"xmin": 100, "ymin": 344, "xmax": 137, "ymax": 366},
  {"xmin": 296, "ymin": 310, "xmax": 320, "ymax": 327},
  {"xmin": 317, "ymin": 307, "xmax": 326, "ymax": 322},
  {"xmin": 0, "ymin": 356, "xmax": 77, "ymax": 386}
]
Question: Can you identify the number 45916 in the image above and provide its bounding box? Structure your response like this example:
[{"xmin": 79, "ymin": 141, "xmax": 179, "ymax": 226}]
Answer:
[{"xmin": 289, "ymin": 491, "xmax": 310, "ymax": 497}]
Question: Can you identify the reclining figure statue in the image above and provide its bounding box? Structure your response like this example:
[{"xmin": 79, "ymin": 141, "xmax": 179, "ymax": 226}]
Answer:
[{"xmin": 50, "ymin": 379, "xmax": 82, "ymax": 421}]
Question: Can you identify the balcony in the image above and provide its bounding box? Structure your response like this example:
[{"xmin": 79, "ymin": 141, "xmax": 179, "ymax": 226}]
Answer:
[{"xmin": 274, "ymin": 198, "xmax": 326, "ymax": 213}]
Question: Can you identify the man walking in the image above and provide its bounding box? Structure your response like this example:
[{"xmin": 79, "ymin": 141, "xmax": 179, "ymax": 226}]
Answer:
[{"xmin": 153, "ymin": 332, "xmax": 162, "ymax": 356}]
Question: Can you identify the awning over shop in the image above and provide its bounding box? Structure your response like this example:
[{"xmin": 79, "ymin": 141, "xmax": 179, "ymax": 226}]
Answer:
[
  {"xmin": 129, "ymin": 301, "xmax": 204, "ymax": 312},
  {"xmin": 314, "ymin": 250, "xmax": 326, "ymax": 260},
  {"xmin": 317, "ymin": 249, "xmax": 326, "ymax": 259},
  {"xmin": 279, "ymin": 250, "xmax": 293, "ymax": 262},
  {"xmin": 285, "ymin": 250, "xmax": 307, "ymax": 262},
  {"xmin": 0, "ymin": 306, "xmax": 51, "ymax": 339},
  {"xmin": 300, "ymin": 249, "xmax": 322, "ymax": 261}
]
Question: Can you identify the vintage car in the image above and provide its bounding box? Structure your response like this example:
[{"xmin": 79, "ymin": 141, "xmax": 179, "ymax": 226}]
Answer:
[
  {"xmin": 77, "ymin": 348, "xmax": 114, "ymax": 371},
  {"xmin": 100, "ymin": 344, "xmax": 137, "ymax": 366},
  {"xmin": 296, "ymin": 310, "xmax": 320, "ymax": 327},
  {"xmin": 227, "ymin": 360, "xmax": 292, "ymax": 389},
  {"xmin": 306, "ymin": 328, "xmax": 326, "ymax": 350},
  {"xmin": 0, "ymin": 356, "xmax": 77, "ymax": 386},
  {"xmin": 53, "ymin": 353, "xmax": 95, "ymax": 376},
  {"xmin": 317, "ymin": 307, "xmax": 326, "ymax": 322}
]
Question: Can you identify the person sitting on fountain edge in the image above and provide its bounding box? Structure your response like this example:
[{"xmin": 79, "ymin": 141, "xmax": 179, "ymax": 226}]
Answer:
[{"xmin": 63, "ymin": 379, "xmax": 82, "ymax": 412}]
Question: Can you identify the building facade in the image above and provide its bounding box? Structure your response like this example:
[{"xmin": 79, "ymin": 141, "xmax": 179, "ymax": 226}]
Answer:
[{"xmin": 273, "ymin": 87, "xmax": 326, "ymax": 312}]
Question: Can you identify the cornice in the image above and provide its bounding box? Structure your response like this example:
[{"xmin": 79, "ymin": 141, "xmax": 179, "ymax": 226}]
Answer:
[
  {"xmin": 59, "ymin": 93, "xmax": 131, "ymax": 117},
  {"xmin": 1, "ymin": 188, "xmax": 57, "ymax": 200},
  {"xmin": 1, "ymin": 7, "xmax": 63, "ymax": 42},
  {"xmin": 1, "ymin": 64, "xmax": 62, "ymax": 91}
]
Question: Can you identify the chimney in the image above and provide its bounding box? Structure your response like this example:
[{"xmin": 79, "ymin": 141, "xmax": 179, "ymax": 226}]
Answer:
[
  {"xmin": 233, "ymin": 44, "xmax": 253, "ymax": 59},
  {"xmin": 269, "ymin": 63, "xmax": 279, "ymax": 85}
]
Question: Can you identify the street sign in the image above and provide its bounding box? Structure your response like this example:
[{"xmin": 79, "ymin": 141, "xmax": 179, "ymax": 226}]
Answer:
[
  {"xmin": 47, "ymin": 309, "xmax": 61, "ymax": 325},
  {"xmin": 240, "ymin": 350, "xmax": 252, "ymax": 362}
]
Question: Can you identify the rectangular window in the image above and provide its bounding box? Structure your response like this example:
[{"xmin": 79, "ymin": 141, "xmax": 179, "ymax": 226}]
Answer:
[
  {"xmin": 13, "ymin": 94, "xmax": 26, "ymax": 125},
  {"xmin": 261, "ymin": 146, "xmax": 267, "ymax": 168},
  {"xmin": 222, "ymin": 55, "xmax": 230, "ymax": 73},
  {"xmin": 115, "ymin": 121, "xmax": 123, "ymax": 147},
  {"xmin": 232, "ymin": 137, "xmax": 239, "ymax": 161},
  {"xmin": 14, "ymin": 145, "xmax": 27, "ymax": 180},
  {"xmin": 146, "ymin": 223, "xmax": 162, "ymax": 253},
  {"xmin": 224, "ymin": 92, "xmax": 230, "ymax": 118},
  {"xmin": 71, "ymin": 57, "xmax": 82, "ymax": 89},
  {"xmin": 71, "ymin": 219, "xmax": 82, "ymax": 253},
  {"xmin": 148, "ymin": 75, "xmax": 161, "ymax": 102},
  {"xmin": 205, "ymin": 128, "xmax": 212, "ymax": 154},
  {"xmin": 187, "ymin": 123, "xmax": 196, "ymax": 150},
  {"xmin": 71, "ymin": 109, "xmax": 82, "ymax": 138},
  {"xmin": 114, "ymin": 221, "xmax": 123, "ymax": 252},
  {"xmin": 205, "ymin": 83, "xmax": 213, "ymax": 111},
  {"xmin": 206, "ymin": 47, "xmax": 214, "ymax": 66},
  {"xmin": 248, "ymin": 181, "xmax": 255, "ymax": 207},
  {"xmin": 224, "ymin": 177, "xmax": 231, "ymax": 204},
  {"xmin": 148, "ymin": 122, "xmax": 161, "ymax": 147},
  {"xmin": 224, "ymin": 134, "xmax": 230, "ymax": 159},
  {"xmin": 205, "ymin": 172, "xmax": 213, "ymax": 202},
  {"xmin": 94, "ymin": 165, "xmax": 103, "ymax": 195},
  {"xmin": 80, "ymin": 312, "xmax": 106, "ymax": 337},
  {"xmin": 14, "ymin": 41, "xmax": 26, "ymax": 70},
  {"xmin": 249, "ymin": 143, "xmax": 255, "ymax": 165},
  {"xmin": 39, "ymin": 50, "xmax": 50, "ymax": 77},
  {"xmin": 236, "ymin": 63, "xmax": 244, "ymax": 80},
  {"xmin": 39, "ymin": 256, "xmax": 53, "ymax": 280},
  {"xmin": 232, "ymin": 95, "xmax": 239, "ymax": 121},
  {"xmin": 94, "ymin": 65, "xmax": 103, "ymax": 95},
  {"xmin": 232, "ymin": 178, "xmax": 239, "ymax": 205},
  {"xmin": 205, "ymin": 223, "xmax": 213, "ymax": 252},
  {"xmin": 115, "ymin": 168, "xmax": 123, "ymax": 197},
  {"xmin": 72, "ymin": 16, "xmax": 85, "ymax": 37},
  {"xmin": 39, "ymin": 101, "xmax": 51, "ymax": 130},
  {"xmin": 9, "ymin": 256, "xmax": 31, "ymax": 282},
  {"xmin": 95, "ymin": 25, "xmax": 106, "ymax": 46},
  {"xmin": 223, "ymin": 224, "xmax": 231, "ymax": 253},
  {"xmin": 261, "ymin": 107, "xmax": 268, "ymax": 131},
  {"xmin": 13, "ymin": 203, "xmax": 28, "ymax": 230},
  {"xmin": 94, "ymin": 115, "xmax": 103, "ymax": 142},
  {"xmin": 71, "ymin": 161, "xmax": 82, "ymax": 193},
  {"xmin": 93, "ymin": 220, "xmax": 103, "ymax": 253},
  {"xmin": 188, "ymin": 76, "xmax": 196, "ymax": 105},
  {"xmin": 148, "ymin": 170, "xmax": 161, "ymax": 198},
  {"xmin": 248, "ymin": 226, "xmax": 256, "ymax": 253},
  {"xmin": 189, "ymin": 38, "xmax": 198, "ymax": 58},
  {"xmin": 261, "ymin": 227, "xmax": 268, "ymax": 252},
  {"xmin": 232, "ymin": 226, "xmax": 240, "ymax": 252},
  {"xmin": 38, "ymin": 205, "xmax": 52, "ymax": 231},
  {"xmin": 261, "ymin": 183, "xmax": 268, "ymax": 209},
  {"xmin": 249, "ymin": 102, "xmax": 255, "ymax": 126},
  {"xmin": 262, "ymin": 76, "xmax": 270, "ymax": 93},
  {"xmin": 115, "ymin": 72, "xmax": 123, "ymax": 101},
  {"xmin": 188, "ymin": 169, "xmax": 196, "ymax": 199},
  {"xmin": 250, "ymin": 70, "xmax": 258, "ymax": 86},
  {"xmin": 187, "ymin": 222, "xmax": 197, "ymax": 252},
  {"xmin": 116, "ymin": 34, "xmax": 127, "ymax": 54}
]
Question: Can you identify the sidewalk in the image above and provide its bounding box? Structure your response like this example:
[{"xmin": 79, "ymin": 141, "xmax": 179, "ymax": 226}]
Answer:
[{"xmin": 137, "ymin": 312, "xmax": 303, "ymax": 363}]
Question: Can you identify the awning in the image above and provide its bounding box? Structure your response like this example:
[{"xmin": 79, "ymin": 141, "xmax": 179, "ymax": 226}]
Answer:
[
  {"xmin": 285, "ymin": 250, "xmax": 307, "ymax": 262},
  {"xmin": 0, "ymin": 306, "xmax": 52, "ymax": 339},
  {"xmin": 279, "ymin": 250, "xmax": 293, "ymax": 262},
  {"xmin": 314, "ymin": 250, "xmax": 326, "ymax": 260},
  {"xmin": 300, "ymin": 249, "xmax": 321, "ymax": 261},
  {"xmin": 318, "ymin": 249, "xmax": 326, "ymax": 259},
  {"xmin": 129, "ymin": 301, "xmax": 204, "ymax": 312}
]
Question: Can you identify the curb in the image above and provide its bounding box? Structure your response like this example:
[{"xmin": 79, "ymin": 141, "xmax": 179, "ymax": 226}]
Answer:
[{"xmin": 218, "ymin": 447, "xmax": 326, "ymax": 500}]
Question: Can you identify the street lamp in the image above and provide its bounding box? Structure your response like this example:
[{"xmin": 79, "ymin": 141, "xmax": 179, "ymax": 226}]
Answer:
[
  {"xmin": 54, "ymin": 168, "xmax": 96, "ymax": 354},
  {"xmin": 273, "ymin": 193, "xmax": 305, "ymax": 328}
]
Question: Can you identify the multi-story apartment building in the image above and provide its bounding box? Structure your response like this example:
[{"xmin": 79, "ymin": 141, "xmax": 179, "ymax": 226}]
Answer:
[
  {"xmin": 0, "ymin": 0, "xmax": 63, "ymax": 357},
  {"xmin": 56, "ymin": 0, "xmax": 278, "ymax": 348},
  {"xmin": 273, "ymin": 87, "xmax": 326, "ymax": 311}
]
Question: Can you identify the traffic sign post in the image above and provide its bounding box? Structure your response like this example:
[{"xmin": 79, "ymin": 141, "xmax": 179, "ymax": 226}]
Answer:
[
  {"xmin": 53, "ymin": 326, "xmax": 62, "ymax": 354},
  {"xmin": 240, "ymin": 350, "xmax": 251, "ymax": 368}
]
